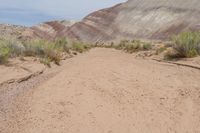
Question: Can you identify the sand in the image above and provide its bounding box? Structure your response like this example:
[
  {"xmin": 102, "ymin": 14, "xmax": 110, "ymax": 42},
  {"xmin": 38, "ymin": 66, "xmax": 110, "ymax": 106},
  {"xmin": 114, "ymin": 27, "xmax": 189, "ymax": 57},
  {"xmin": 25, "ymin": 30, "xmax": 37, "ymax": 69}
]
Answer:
[{"xmin": 1, "ymin": 48, "xmax": 200, "ymax": 133}]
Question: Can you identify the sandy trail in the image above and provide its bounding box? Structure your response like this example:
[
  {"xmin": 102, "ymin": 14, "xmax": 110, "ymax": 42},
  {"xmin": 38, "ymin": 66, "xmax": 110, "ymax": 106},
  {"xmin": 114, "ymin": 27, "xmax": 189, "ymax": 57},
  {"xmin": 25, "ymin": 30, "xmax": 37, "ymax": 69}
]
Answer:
[{"xmin": 1, "ymin": 48, "xmax": 200, "ymax": 133}]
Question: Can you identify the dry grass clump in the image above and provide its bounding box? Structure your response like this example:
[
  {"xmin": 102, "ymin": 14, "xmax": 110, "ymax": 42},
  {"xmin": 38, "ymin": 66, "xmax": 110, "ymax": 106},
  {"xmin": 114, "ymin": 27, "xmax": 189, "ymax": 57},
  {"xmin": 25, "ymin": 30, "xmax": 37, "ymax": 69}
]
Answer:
[
  {"xmin": 156, "ymin": 46, "xmax": 167, "ymax": 55},
  {"xmin": 54, "ymin": 37, "xmax": 70, "ymax": 53},
  {"xmin": 0, "ymin": 40, "xmax": 10, "ymax": 64},
  {"xmin": 0, "ymin": 38, "xmax": 91, "ymax": 66},
  {"xmin": 0, "ymin": 39, "xmax": 26, "ymax": 64},
  {"xmin": 115, "ymin": 40, "xmax": 152, "ymax": 53},
  {"xmin": 22, "ymin": 40, "xmax": 62, "ymax": 65},
  {"xmin": 6, "ymin": 40, "xmax": 25, "ymax": 57},
  {"xmin": 71, "ymin": 41, "xmax": 91, "ymax": 53},
  {"xmin": 166, "ymin": 31, "xmax": 200, "ymax": 58}
]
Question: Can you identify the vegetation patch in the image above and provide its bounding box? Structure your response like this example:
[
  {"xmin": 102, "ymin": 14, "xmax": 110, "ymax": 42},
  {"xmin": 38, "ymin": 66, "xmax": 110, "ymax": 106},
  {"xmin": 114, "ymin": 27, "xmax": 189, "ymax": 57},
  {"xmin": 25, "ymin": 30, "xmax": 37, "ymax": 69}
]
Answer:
[
  {"xmin": 0, "ymin": 38, "xmax": 91, "ymax": 65},
  {"xmin": 0, "ymin": 41, "xmax": 10, "ymax": 64},
  {"xmin": 156, "ymin": 46, "xmax": 167, "ymax": 55},
  {"xmin": 114, "ymin": 40, "xmax": 152, "ymax": 53},
  {"xmin": 71, "ymin": 41, "xmax": 91, "ymax": 53},
  {"xmin": 167, "ymin": 31, "xmax": 200, "ymax": 58}
]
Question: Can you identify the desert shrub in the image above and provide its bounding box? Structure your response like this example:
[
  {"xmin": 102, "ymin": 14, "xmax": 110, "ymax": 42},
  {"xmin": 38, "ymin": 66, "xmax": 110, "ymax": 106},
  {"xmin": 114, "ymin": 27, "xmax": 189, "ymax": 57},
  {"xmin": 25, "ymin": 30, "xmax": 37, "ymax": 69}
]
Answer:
[
  {"xmin": 171, "ymin": 31, "xmax": 200, "ymax": 58},
  {"xmin": 44, "ymin": 48, "xmax": 61, "ymax": 65},
  {"xmin": 116, "ymin": 39, "xmax": 129, "ymax": 49},
  {"xmin": 124, "ymin": 42, "xmax": 141, "ymax": 53},
  {"xmin": 40, "ymin": 58, "xmax": 51, "ymax": 67},
  {"xmin": 71, "ymin": 42, "xmax": 85, "ymax": 53},
  {"xmin": 0, "ymin": 42, "xmax": 10, "ymax": 64},
  {"xmin": 197, "ymin": 44, "xmax": 200, "ymax": 54},
  {"xmin": 6, "ymin": 40, "xmax": 25, "ymax": 57},
  {"xmin": 54, "ymin": 37, "xmax": 70, "ymax": 53},
  {"xmin": 110, "ymin": 42, "xmax": 114, "ymax": 48},
  {"xmin": 83, "ymin": 44, "xmax": 91, "ymax": 50},
  {"xmin": 23, "ymin": 40, "xmax": 46, "ymax": 57},
  {"xmin": 142, "ymin": 42, "xmax": 152, "ymax": 50},
  {"xmin": 0, "ymin": 37, "xmax": 91, "ymax": 65},
  {"xmin": 164, "ymin": 49, "xmax": 181, "ymax": 60},
  {"xmin": 102, "ymin": 42, "xmax": 115, "ymax": 48},
  {"xmin": 71, "ymin": 41, "xmax": 91, "ymax": 53},
  {"xmin": 156, "ymin": 46, "xmax": 167, "ymax": 55},
  {"xmin": 0, "ymin": 39, "xmax": 26, "ymax": 64},
  {"xmin": 114, "ymin": 39, "xmax": 152, "ymax": 53},
  {"xmin": 23, "ymin": 40, "xmax": 62, "ymax": 65},
  {"xmin": 102, "ymin": 43, "xmax": 113, "ymax": 48}
]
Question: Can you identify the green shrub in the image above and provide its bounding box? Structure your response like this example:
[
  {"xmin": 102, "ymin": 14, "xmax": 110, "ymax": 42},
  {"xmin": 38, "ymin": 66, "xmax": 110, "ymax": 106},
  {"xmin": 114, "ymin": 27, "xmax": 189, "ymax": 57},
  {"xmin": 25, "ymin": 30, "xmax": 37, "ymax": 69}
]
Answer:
[
  {"xmin": 142, "ymin": 42, "xmax": 152, "ymax": 50},
  {"xmin": 124, "ymin": 42, "xmax": 141, "ymax": 53},
  {"xmin": 54, "ymin": 38, "xmax": 70, "ymax": 53},
  {"xmin": 23, "ymin": 40, "xmax": 62, "ymax": 65},
  {"xmin": 0, "ymin": 44, "xmax": 10, "ymax": 64},
  {"xmin": 7, "ymin": 40, "xmax": 25, "ymax": 57},
  {"xmin": 71, "ymin": 42, "xmax": 85, "ymax": 53},
  {"xmin": 0, "ymin": 38, "xmax": 91, "ymax": 65},
  {"xmin": 114, "ymin": 40, "xmax": 152, "ymax": 53},
  {"xmin": 44, "ymin": 49, "xmax": 61, "ymax": 65},
  {"xmin": 116, "ymin": 39, "xmax": 129, "ymax": 49},
  {"xmin": 23, "ymin": 40, "xmax": 46, "ymax": 57},
  {"xmin": 171, "ymin": 31, "xmax": 200, "ymax": 58},
  {"xmin": 121, "ymin": 40, "xmax": 144, "ymax": 53},
  {"xmin": 40, "ymin": 58, "xmax": 51, "ymax": 67},
  {"xmin": 71, "ymin": 41, "xmax": 90, "ymax": 53},
  {"xmin": 156, "ymin": 46, "xmax": 167, "ymax": 55},
  {"xmin": 83, "ymin": 44, "xmax": 91, "ymax": 50},
  {"xmin": 164, "ymin": 49, "xmax": 181, "ymax": 60}
]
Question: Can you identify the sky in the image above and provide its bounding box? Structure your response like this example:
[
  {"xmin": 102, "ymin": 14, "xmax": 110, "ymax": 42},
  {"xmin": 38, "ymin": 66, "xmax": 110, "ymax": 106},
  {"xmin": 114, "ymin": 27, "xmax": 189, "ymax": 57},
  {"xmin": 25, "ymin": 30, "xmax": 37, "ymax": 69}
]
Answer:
[{"xmin": 0, "ymin": 0, "xmax": 126, "ymax": 26}]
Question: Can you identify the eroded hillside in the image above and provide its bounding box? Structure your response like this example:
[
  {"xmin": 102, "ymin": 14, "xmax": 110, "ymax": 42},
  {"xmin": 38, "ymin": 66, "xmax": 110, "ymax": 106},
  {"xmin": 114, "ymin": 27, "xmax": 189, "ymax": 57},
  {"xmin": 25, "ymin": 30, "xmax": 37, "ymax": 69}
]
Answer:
[
  {"xmin": 0, "ymin": 20, "xmax": 75, "ymax": 41},
  {"xmin": 23, "ymin": 20, "xmax": 76, "ymax": 40},
  {"xmin": 61, "ymin": 0, "xmax": 200, "ymax": 42},
  {"xmin": 2, "ymin": 0, "xmax": 200, "ymax": 43}
]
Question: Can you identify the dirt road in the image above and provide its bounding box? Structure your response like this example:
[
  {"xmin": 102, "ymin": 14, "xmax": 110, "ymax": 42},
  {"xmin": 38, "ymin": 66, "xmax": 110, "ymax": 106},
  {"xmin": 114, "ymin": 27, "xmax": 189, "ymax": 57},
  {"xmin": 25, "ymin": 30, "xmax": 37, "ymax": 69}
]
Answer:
[{"xmin": 1, "ymin": 48, "xmax": 200, "ymax": 133}]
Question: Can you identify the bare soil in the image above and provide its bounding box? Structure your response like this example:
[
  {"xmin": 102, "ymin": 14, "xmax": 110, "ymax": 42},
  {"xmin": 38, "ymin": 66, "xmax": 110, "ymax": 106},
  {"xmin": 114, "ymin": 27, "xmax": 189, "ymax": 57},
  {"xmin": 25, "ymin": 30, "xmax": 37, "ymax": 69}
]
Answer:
[
  {"xmin": 0, "ymin": 57, "xmax": 45, "ymax": 85},
  {"xmin": 1, "ymin": 48, "xmax": 200, "ymax": 133}
]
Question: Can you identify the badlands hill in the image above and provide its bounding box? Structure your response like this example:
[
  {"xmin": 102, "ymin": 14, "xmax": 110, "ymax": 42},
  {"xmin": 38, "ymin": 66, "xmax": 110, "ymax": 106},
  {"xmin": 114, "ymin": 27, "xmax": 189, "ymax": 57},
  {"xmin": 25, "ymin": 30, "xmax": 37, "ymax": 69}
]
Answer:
[
  {"xmin": 1, "ymin": 0, "xmax": 200, "ymax": 43},
  {"xmin": 62, "ymin": 0, "xmax": 200, "ymax": 42},
  {"xmin": 0, "ymin": 20, "xmax": 75, "ymax": 41},
  {"xmin": 22, "ymin": 20, "xmax": 76, "ymax": 40}
]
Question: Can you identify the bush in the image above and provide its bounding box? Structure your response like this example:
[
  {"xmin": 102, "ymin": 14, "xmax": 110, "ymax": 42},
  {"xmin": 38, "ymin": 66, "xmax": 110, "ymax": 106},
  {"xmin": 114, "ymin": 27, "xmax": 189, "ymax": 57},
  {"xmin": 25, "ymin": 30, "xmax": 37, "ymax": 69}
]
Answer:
[
  {"xmin": 83, "ymin": 44, "xmax": 91, "ymax": 50},
  {"xmin": 156, "ymin": 46, "xmax": 167, "ymax": 55},
  {"xmin": 0, "ymin": 38, "xmax": 91, "ymax": 65},
  {"xmin": 54, "ymin": 38, "xmax": 70, "ymax": 53},
  {"xmin": 44, "ymin": 49, "xmax": 61, "ymax": 65},
  {"xmin": 124, "ymin": 42, "xmax": 141, "ymax": 53},
  {"xmin": 7, "ymin": 40, "xmax": 25, "ymax": 57},
  {"xmin": 164, "ymin": 49, "xmax": 178, "ymax": 60},
  {"xmin": 23, "ymin": 40, "xmax": 62, "ymax": 65},
  {"xmin": 171, "ymin": 31, "xmax": 200, "ymax": 58},
  {"xmin": 115, "ymin": 40, "xmax": 152, "ymax": 53},
  {"xmin": 142, "ymin": 42, "xmax": 152, "ymax": 50},
  {"xmin": 40, "ymin": 58, "xmax": 51, "ymax": 67},
  {"xmin": 71, "ymin": 41, "xmax": 91, "ymax": 53},
  {"xmin": 23, "ymin": 40, "xmax": 46, "ymax": 57},
  {"xmin": 115, "ymin": 40, "xmax": 129, "ymax": 50},
  {"xmin": 0, "ymin": 44, "xmax": 10, "ymax": 64},
  {"xmin": 71, "ymin": 42, "xmax": 85, "ymax": 53}
]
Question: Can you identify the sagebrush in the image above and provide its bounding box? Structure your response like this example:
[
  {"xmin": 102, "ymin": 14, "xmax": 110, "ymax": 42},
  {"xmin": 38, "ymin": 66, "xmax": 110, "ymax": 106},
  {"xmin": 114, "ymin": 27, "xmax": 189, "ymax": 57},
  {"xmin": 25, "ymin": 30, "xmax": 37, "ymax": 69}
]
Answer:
[
  {"xmin": 0, "ymin": 38, "xmax": 91, "ymax": 65},
  {"xmin": 170, "ymin": 31, "xmax": 200, "ymax": 58}
]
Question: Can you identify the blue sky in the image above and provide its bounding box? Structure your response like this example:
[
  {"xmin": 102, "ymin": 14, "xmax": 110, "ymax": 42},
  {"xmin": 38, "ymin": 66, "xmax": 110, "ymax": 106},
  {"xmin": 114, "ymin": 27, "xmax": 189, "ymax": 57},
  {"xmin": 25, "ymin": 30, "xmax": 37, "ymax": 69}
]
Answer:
[{"xmin": 0, "ymin": 0, "xmax": 126, "ymax": 26}]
